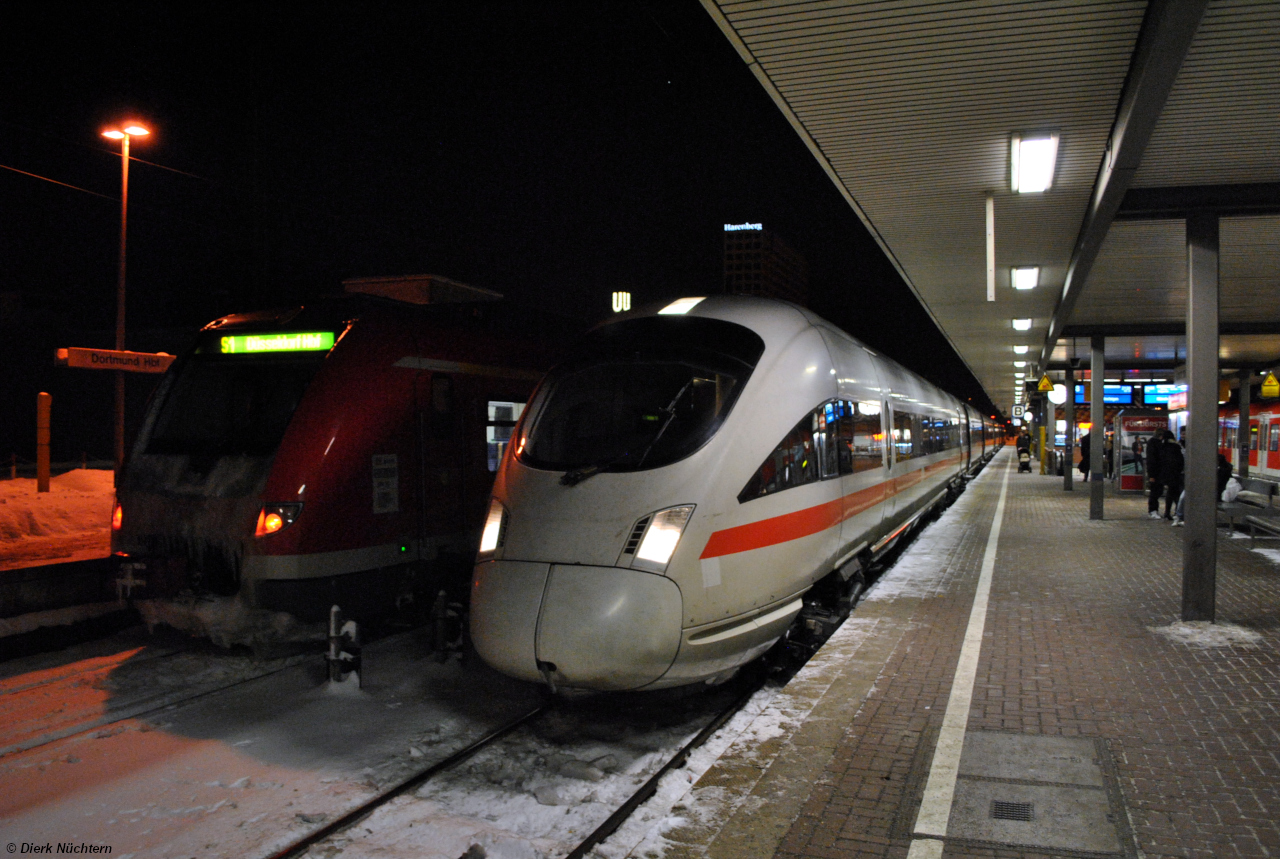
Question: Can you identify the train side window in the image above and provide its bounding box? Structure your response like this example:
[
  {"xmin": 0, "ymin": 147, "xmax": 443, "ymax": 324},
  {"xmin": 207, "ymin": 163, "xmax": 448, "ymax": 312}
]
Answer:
[
  {"xmin": 1250, "ymin": 424, "xmax": 1258, "ymax": 450},
  {"xmin": 1270, "ymin": 423, "xmax": 1279, "ymax": 452},
  {"xmin": 486, "ymin": 401, "xmax": 526, "ymax": 472},
  {"xmin": 738, "ymin": 402, "xmax": 836, "ymax": 503},
  {"xmin": 430, "ymin": 375, "xmax": 454, "ymax": 439},
  {"xmin": 892, "ymin": 410, "xmax": 915, "ymax": 462},
  {"xmin": 840, "ymin": 400, "xmax": 883, "ymax": 473}
]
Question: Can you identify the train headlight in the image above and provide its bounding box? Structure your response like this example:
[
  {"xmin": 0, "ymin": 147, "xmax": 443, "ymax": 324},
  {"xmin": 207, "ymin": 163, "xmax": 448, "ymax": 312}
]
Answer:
[
  {"xmin": 632, "ymin": 505, "xmax": 694, "ymax": 573},
  {"xmin": 255, "ymin": 503, "xmax": 303, "ymax": 538},
  {"xmin": 111, "ymin": 499, "xmax": 123, "ymax": 531},
  {"xmin": 478, "ymin": 497, "xmax": 508, "ymax": 561}
]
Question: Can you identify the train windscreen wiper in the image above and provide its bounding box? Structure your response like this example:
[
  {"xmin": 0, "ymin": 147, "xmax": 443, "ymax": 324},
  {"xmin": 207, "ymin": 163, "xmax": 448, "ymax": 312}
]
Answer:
[{"xmin": 559, "ymin": 379, "xmax": 694, "ymax": 487}]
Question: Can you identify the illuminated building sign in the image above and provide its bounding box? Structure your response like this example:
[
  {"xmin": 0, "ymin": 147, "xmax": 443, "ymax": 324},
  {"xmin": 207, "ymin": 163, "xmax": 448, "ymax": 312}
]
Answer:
[
  {"xmin": 220, "ymin": 332, "xmax": 335, "ymax": 354},
  {"xmin": 724, "ymin": 223, "xmax": 763, "ymax": 231},
  {"xmin": 611, "ymin": 291, "xmax": 632, "ymax": 313}
]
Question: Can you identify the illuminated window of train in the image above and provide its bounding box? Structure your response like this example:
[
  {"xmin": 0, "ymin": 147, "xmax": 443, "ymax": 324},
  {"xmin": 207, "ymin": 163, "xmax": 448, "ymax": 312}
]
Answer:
[
  {"xmin": 738, "ymin": 402, "xmax": 836, "ymax": 503},
  {"xmin": 1270, "ymin": 424, "xmax": 1279, "ymax": 452},
  {"xmin": 892, "ymin": 410, "xmax": 915, "ymax": 461},
  {"xmin": 836, "ymin": 400, "xmax": 883, "ymax": 474},
  {"xmin": 146, "ymin": 353, "xmax": 326, "ymax": 456},
  {"xmin": 486, "ymin": 401, "xmax": 525, "ymax": 472},
  {"xmin": 1250, "ymin": 425, "xmax": 1258, "ymax": 450},
  {"xmin": 520, "ymin": 316, "xmax": 762, "ymax": 473}
]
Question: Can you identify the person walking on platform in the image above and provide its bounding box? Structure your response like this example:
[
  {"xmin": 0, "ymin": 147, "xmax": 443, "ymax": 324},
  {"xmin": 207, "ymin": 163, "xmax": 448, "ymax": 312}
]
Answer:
[
  {"xmin": 1153, "ymin": 431, "xmax": 1183, "ymax": 521},
  {"xmin": 1078, "ymin": 431, "xmax": 1092, "ymax": 482}
]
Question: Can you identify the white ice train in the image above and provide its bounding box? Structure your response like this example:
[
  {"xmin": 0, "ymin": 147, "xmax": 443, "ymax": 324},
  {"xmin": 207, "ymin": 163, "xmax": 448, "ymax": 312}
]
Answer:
[{"xmin": 470, "ymin": 296, "xmax": 1000, "ymax": 691}]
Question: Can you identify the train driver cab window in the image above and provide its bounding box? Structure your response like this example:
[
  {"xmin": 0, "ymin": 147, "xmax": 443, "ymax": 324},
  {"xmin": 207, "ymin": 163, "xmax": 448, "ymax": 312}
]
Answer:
[
  {"xmin": 739, "ymin": 401, "xmax": 841, "ymax": 503},
  {"xmin": 486, "ymin": 401, "xmax": 525, "ymax": 472}
]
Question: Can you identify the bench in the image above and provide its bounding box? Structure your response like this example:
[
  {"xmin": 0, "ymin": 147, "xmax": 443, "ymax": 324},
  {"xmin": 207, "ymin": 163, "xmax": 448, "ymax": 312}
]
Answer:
[
  {"xmin": 1218, "ymin": 478, "xmax": 1278, "ymax": 529},
  {"xmin": 1246, "ymin": 514, "xmax": 1280, "ymax": 547},
  {"xmin": 1236, "ymin": 477, "xmax": 1278, "ymax": 509}
]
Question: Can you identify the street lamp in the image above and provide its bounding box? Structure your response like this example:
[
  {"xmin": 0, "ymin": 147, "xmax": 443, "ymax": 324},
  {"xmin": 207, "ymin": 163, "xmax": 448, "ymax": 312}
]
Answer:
[{"xmin": 101, "ymin": 123, "xmax": 149, "ymax": 479}]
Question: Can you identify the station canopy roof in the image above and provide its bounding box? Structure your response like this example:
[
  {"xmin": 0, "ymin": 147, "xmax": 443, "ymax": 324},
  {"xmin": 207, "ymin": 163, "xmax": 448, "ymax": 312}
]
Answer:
[{"xmin": 701, "ymin": 0, "xmax": 1280, "ymax": 416}]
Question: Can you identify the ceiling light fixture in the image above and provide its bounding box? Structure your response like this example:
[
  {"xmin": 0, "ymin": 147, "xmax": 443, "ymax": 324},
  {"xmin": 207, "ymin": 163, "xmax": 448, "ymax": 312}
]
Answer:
[
  {"xmin": 1011, "ymin": 266, "xmax": 1040, "ymax": 290},
  {"xmin": 1011, "ymin": 133, "xmax": 1059, "ymax": 193},
  {"xmin": 1013, "ymin": 345, "xmax": 1029, "ymax": 354},
  {"xmin": 1012, "ymin": 318, "xmax": 1032, "ymax": 331}
]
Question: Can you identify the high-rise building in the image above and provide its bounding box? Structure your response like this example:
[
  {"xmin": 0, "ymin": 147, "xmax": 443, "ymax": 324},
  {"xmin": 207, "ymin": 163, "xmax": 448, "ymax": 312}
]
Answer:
[{"xmin": 722, "ymin": 223, "xmax": 808, "ymax": 306}]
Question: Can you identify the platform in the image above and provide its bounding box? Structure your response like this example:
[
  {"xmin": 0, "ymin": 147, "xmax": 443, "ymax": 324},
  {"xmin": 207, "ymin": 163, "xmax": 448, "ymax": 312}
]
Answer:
[{"xmin": 655, "ymin": 447, "xmax": 1280, "ymax": 859}]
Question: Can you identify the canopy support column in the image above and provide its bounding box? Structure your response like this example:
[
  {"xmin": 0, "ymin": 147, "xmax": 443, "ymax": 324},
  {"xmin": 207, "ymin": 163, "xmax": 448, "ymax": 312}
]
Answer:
[
  {"xmin": 1182, "ymin": 213, "xmax": 1219, "ymax": 622},
  {"xmin": 1090, "ymin": 335, "xmax": 1106, "ymax": 519}
]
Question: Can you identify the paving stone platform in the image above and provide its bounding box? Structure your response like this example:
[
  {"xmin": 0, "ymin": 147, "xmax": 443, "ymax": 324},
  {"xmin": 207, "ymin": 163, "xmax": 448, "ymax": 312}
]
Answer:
[{"xmin": 655, "ymin": 448, "xmax": 1280, "ymax": 859}]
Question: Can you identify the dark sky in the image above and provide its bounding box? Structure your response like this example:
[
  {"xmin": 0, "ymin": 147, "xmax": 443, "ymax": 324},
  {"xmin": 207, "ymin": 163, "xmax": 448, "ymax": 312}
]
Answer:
[{"xmin": 2, "ymin": 1, "xmax": 997, "ymax": 448}]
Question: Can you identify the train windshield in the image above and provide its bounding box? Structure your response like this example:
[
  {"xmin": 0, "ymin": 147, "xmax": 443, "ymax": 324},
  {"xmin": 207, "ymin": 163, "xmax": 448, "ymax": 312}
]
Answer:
[
  {"xmin": 145, "ymin": 352, "xmax": 327, "ymax": 457},
  {"xmin": 519, "ymin": 316, "xmax": 764, "ymax": 474}
]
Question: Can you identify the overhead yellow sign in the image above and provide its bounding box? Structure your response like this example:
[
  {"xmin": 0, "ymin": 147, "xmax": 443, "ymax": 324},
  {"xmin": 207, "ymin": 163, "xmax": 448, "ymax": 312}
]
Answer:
[
  {"xmin": 1037, "ymin": 374, "xmax": 1054, "ymax": 393},
  {"xmin": 1262, "ymin": 371, "xmax": 1279, "ymax": 399}
]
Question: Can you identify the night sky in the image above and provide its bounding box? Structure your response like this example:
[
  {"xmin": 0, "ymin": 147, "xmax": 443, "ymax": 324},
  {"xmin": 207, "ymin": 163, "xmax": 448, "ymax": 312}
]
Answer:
[{"xmin": 2, "ymin": 2, "xmax": 996, "ymax": 461}]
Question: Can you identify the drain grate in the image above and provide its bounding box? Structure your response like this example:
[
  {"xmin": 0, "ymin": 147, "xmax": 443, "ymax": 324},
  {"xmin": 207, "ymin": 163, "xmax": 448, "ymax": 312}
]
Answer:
[{"xmin": 991, "ymin": 800, "xmax": 1034, "ymax": 821}]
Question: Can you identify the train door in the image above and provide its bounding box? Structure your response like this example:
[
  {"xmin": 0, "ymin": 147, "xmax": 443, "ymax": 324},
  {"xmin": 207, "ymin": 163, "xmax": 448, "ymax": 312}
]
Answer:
[
  {"xmin": 960, "ymin": 408, "xmax": 972, "ymax": 472},
  {"xmin": 1249, "ymin": 419, "xmax": 1260, "ymax": 469},
  {"xmin": 417, "ymin": 372, "xmax": 466, "ymax": 556},
  {"xmin": 1265, "ymin": 417, "xmax": 1280, "ymax": 474},
  {"xmin": 837, "ymin": 398, "xmax": 888, "ymax": 554}
]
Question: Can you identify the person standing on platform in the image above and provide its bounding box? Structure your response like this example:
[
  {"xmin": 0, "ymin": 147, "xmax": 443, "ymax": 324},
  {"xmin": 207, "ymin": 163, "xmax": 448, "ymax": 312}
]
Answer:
[
  {"xmin": 1104, "ymin": 433, "xmax": 1114, "ymax": 478},
  {"xmin": 1078, "ymin": 431, "xmax": 1092, "ymax": 482},
  {"xmin": 1157, "ymin": 431, "xmax": 1184, "ymax": 521},
  {"xmin": 1132, "ymin": 436, "xmax": 1145, "ymax": 475},
  {"xmin": 1146, "ymin": 433, "xmax": 1166, "ymax": 519}
]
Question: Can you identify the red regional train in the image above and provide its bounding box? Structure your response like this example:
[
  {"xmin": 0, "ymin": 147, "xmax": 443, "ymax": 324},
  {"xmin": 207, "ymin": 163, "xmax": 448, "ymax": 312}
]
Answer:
[
  {"xmin": 1218, "ymin": 400, "xmax": 1280, "ymax": 480},
  {"xmin": 111, "ymin": 278, "xmax": 571, "ymax": 627}
]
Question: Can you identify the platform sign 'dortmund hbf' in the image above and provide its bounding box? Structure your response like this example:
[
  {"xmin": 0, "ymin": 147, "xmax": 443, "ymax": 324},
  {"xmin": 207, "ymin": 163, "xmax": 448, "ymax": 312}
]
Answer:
[{"xmin": 55, "ymin": 347, "xmax": 176, "ymax": 374}]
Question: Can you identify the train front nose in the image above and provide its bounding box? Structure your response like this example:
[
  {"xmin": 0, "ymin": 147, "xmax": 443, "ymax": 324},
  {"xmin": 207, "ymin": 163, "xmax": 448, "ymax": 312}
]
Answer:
[{"xmin": 471, "ymin": 561, "xmax": 683, "ymax": 691}]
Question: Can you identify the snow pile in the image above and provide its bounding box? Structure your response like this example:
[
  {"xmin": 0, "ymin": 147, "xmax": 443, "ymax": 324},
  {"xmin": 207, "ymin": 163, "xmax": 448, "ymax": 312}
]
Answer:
[
  {"xmin": 1252, "ymin": 547, "xmax": 1280, "ymax": 564},
  {"xmin": 1148, "ymin": 620, "xmax": 1264, "ymax": 649},
  {"xmin": 135, "ymin": 595, "xmax": 325, "ymax": 652},
  {"xmin": 0, "ymin": 469, "xmax": 115, "ymax": 569}
]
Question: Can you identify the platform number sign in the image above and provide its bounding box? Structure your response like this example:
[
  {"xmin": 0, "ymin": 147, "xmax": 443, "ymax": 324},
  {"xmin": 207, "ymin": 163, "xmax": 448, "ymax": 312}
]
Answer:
[
  {"xmin": 1012, "ymin": 404, "xmax": 1025, "ymax": 418},
  {"xmin": 372, "ymin": 454, "xmax": 399, "ymax": 514}
]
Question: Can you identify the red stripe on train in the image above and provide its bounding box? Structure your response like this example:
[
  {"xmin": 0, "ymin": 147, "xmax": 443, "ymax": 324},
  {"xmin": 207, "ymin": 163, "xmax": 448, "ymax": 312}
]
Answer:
[{"xmin": 698, "ymin": 453, "xmax": 962, "ymax": 559}]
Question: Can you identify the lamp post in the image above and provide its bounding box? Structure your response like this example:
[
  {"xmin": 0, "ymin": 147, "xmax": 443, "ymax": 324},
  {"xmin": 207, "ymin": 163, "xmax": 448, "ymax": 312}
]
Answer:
[{"xmin": 102, "ymin": 123, "xmax": 150, "ymax": 480}]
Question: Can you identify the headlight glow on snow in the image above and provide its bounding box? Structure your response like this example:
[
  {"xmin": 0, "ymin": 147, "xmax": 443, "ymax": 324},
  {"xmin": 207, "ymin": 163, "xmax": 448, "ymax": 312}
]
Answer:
[
  {"xmin": 633, "ymin": 505, "xmax": 694, "ymax": 572},
  {"xmin": 478, "ymin": 498, "xmax": 507, "ymax": 560}
]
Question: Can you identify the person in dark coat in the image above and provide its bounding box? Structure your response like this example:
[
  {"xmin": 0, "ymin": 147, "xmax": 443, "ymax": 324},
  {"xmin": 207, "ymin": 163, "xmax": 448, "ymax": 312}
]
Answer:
[
  {"xmin": 1078, "ymin": 431, "xmax": 1092, "ymax": 481},
  {"xmin": 1158, "ymin": 431, "xmax": 1184, "ymax": 520},
  {"xmin": 1217, "ymin": 453, "xmax": 1233, "ymax": 497},
  {"xmin": 1146, "ymin": 434, "xmax": 1166, "ymax": 518}
]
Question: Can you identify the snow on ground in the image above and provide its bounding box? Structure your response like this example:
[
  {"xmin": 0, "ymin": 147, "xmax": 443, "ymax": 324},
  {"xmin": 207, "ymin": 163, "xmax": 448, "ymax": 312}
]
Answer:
[
  {"xmin": 1148, "ymin": 620, "xmax": 1264, "ymax": 649},
  {"xmin": 0, "ymin": 626, "xmax": 547, "ymax": 859},
  {"xmin": 0, "ymin": 469, "xmax": 114, "ymax": 570},
  {"xmin": 860, "ymin": 460, "xmax": 1000, "ymax": 603}
]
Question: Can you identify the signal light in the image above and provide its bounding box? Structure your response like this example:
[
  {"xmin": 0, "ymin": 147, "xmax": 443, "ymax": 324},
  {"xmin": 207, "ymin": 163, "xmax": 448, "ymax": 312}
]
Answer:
[{"xmin": 255, "ymin": 503, "xmax": 303, "ymax": 537}]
